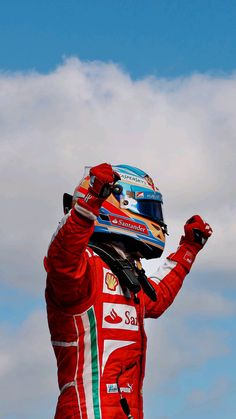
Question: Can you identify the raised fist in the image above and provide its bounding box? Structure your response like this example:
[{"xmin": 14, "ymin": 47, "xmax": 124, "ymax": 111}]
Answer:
[
  {"xmin": 89, "ymin": 163, "xmax": 120, "ymax": 198},
  {"xmin": 168, "ymin": 215, "xmax": 213, "ymax": 272},
  {"xmin": 75, "ymin": 163, "xmax": 120, "ymax": 220},
  {"xmin": 180, "ymin": 215, "xmax": 213, "ymax": 250}
]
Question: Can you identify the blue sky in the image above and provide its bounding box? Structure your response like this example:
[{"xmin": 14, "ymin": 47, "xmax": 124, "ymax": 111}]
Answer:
[
  {"xmin": 0, "ymin": 1, "xmax": 236, "ymax": 418},
  {"xmin": 1, "ymin": 0, "xmax": 236, "ymax": 77}
]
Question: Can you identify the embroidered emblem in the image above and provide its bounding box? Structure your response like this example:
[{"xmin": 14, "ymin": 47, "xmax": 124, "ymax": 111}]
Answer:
[
  {"xmin": 105, "ymin": 272, "xmax": 119, "ymax": 291},
  {"xmin": 106, "ymin": 383, "xmax": 133, "ymax": 394},
  {"xmin": 103, "ymin": 303, "xmax": 139, "ymax": 331},
  {"xmin": 104, "ymin": 309, "xmax": 122, "ymax": 324},
  {"xmin": 183, "ymin": 250, "xmax": 194, "ymax": 264}
]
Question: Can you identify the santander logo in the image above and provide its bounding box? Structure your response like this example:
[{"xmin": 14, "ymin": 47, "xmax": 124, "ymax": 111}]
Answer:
[
  {"xmin": 103, "ymin": 303, "xmax": 139, "ymax": 331},
  {"xmin": 111, "ymin": 218, "xmax": 118, "ymax": 224},
  {"xmin": 105, "ymin": 309, "xmax": 122, "ymax": 324},
  {"xmin": 109, "ymin": 216, "xmax": 148, "ymax": 235}
]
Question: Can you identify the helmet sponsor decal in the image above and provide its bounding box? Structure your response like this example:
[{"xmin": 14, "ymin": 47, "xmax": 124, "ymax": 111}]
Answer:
[
  {"xmin": 106, "ymin": 383, "xmax": 133, "ymax": 394},
  {"xmin": 119, "ymin": 173, "xmax": 147, "ymax": 186},
  {"xmin": 145, "ymin": 175, "xmax": 155, "ymax": 190},
  {"xmin": 103, "ymin": 303, "xmax": 139, "ymax": 331},
  {"xmin": 105, "ymin": 272, "xmax": 119, "ymax": 291},
  {"xmin": 135, "ymin": 191, "xmax": 162, "ymax": 201},
  {"xmin": 109, "ymin": 215, "xmax": 149, "ymax": 235}
]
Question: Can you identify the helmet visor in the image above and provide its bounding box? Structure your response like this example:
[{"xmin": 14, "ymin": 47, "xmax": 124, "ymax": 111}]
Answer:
[{"xmin": 136, "ymin": 199, "xmax": 164, "ymax": 223}]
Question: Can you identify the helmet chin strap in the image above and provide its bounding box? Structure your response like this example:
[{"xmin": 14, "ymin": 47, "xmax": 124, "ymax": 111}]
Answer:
[{"xmin": 89, "ymin": 241, "xmax": 157, "ymax": 302}]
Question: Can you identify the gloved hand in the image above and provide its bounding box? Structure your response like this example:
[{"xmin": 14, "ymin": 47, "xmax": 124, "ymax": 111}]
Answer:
[
  {"xmin": 168, "ymin": 215, "xmax": 213, "ymax": 271},
  {"xmin": 180, "ymin": 215, "xmax": 213, "ymax": 249},
  {"xmin": 75, "ymin": 163, "xmax": 120, "ymax": 220},
  {"xmin": 89, "ymin": 163, "xmax": 121, "ymax": 198}
]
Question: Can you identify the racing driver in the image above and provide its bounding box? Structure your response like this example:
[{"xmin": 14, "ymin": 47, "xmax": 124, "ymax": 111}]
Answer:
[{"xmin": 44, "ymin": 163, "xmax": 212, "ymax": 419}]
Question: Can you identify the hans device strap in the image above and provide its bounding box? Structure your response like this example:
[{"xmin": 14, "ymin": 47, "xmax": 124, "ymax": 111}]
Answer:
[
  {"xmin": 89, "ymin": 243, "xmax": 157, "ymax": 302},
  {"xmin": 134, "ymin": 265, "xmax": 157, "ymax": 302}
]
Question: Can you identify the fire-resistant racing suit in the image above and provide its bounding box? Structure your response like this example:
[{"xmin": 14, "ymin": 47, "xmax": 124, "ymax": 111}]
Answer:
[{"xmin": 44, "ymin": 207, "xmax": 197, "ymax": 419}]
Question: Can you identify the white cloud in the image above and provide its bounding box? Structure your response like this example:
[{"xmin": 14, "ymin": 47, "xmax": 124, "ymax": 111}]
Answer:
[
  {"xmin": 1, "ymin": 58, "xmax": 236, "ymax": 294},
  {"xmin": 0, "ymin": 310, "xmax": 57, "ymax": 419},
  {"xmin": 0, "ymin": 58, "xmax": 236, "ymax": 417},
  {"xmin": 163, "ymin": 286, "xmax": 236, "ymax": 318}
]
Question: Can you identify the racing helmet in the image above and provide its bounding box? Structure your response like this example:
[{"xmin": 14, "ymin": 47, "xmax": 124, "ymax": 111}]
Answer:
[{"xmin": 64, "ymin": 165, "xmax": 167, "ymax": 259}]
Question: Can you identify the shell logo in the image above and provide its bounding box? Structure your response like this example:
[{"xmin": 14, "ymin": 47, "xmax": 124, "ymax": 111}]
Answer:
[{"xmin": 105, "ymin": 272, "xmax": 119, "ymax": 291}]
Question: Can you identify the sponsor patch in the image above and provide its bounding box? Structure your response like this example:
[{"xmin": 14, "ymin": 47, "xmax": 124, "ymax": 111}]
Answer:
[
  {"xmin": 145, "ymin": 175, "xmax": 155, "ymax": 190},
  {"xmin": 135, "ymin": 191, "xmax": 162, "ymax": 201},
  {"xmin": 106, "ymin": 383, "xmax": 118, "ymax": 393},
  {"xmin": 183, "ymin": 251, "xmax": 194, "ymax": 264},
  {"xmin": 106, "ymin": 383, "xmax": 133, "ymax": 394},
  {"xmin": 119, "ymin": 173, "xmax": 147, "ymax": 186},
  {"xmin": 105, "ymin": 308, "xmax": 122, "ymax": 324},
  {"xmin": 103, "ymin": 303, "xmax": 139, "ymax": 331},
  {"xmin": 103, "ymin": 268, "xmax": 123, "ymax": 295},
  {"xmin": 109, "ymin": 216, "xmax": 148, "ymax": 235},
  {"xmin": 105, "ymin": 272, "xmax": 119, "ymax": 291}
]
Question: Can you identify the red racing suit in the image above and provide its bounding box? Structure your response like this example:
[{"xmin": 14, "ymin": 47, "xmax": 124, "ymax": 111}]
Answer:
[{"xmin": 44, "ymin": 208, "xmax": 191, "ymax": 419}]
